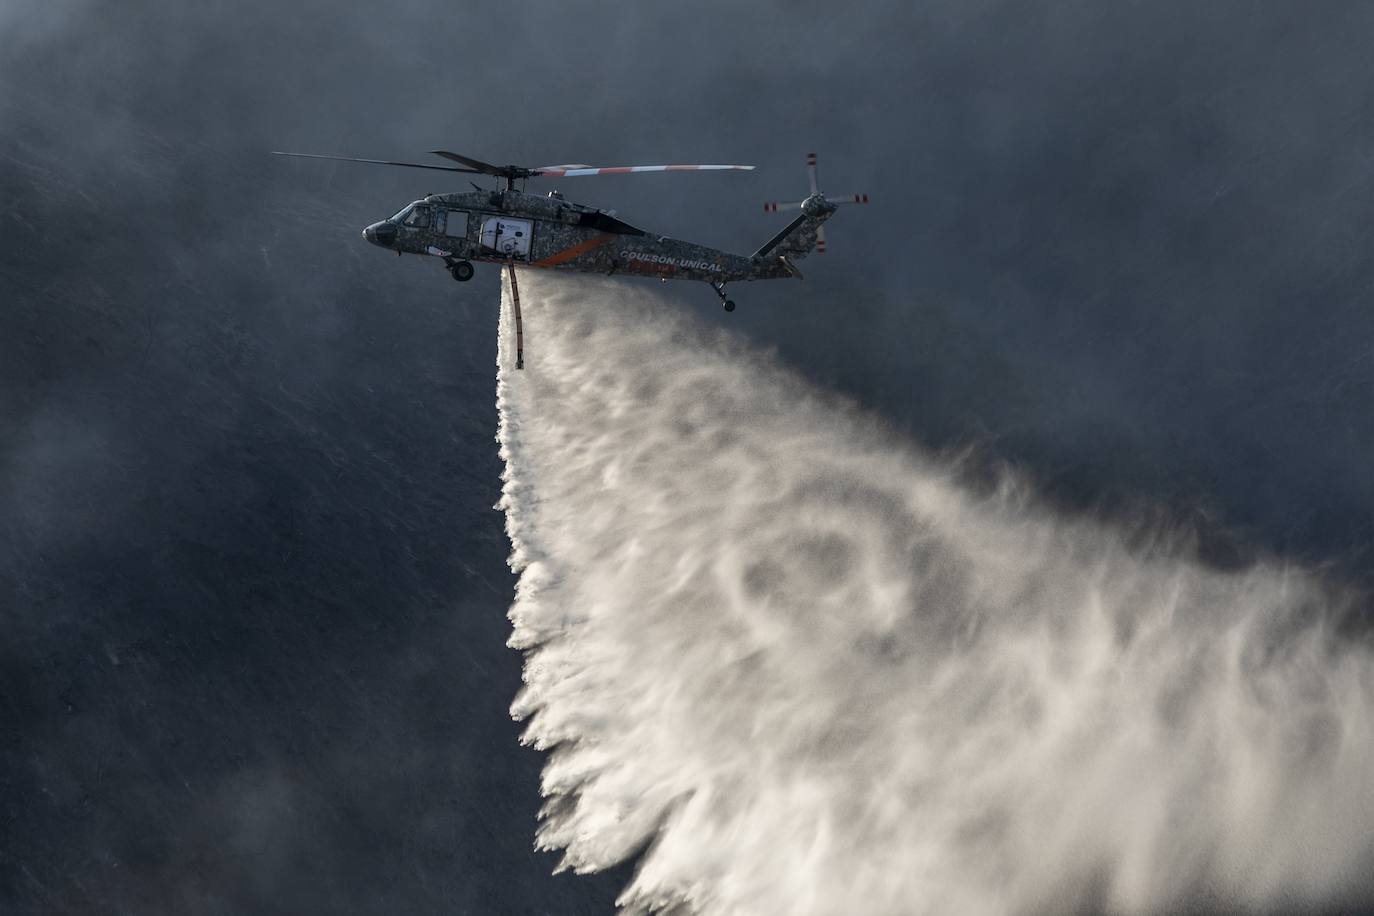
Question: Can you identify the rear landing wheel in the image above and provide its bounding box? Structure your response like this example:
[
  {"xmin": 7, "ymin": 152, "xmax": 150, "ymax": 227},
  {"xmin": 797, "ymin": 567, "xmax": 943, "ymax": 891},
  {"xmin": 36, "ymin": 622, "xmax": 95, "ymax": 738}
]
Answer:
[
  {"xmin": 723, "ymin": 300, "xmax": 736, "ymax": 312},
  {"xmin": 450, "ymin": 260, "xmax": 475, "ymax": 282}
]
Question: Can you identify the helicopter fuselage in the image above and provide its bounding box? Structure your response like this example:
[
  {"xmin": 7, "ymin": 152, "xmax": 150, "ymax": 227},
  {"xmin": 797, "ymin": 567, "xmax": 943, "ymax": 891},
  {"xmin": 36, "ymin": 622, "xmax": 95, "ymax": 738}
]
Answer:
[{"xmin": 362, "ymin": 187, "xmax": 804, "ymax": 284}]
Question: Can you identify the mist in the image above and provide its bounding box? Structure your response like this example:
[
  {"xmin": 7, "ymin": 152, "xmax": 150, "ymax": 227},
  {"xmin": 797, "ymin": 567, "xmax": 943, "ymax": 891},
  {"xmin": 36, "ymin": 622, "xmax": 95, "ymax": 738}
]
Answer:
[{"xmin": 497, "ymin": 273, "xmax": 1373, "ymax": 914}]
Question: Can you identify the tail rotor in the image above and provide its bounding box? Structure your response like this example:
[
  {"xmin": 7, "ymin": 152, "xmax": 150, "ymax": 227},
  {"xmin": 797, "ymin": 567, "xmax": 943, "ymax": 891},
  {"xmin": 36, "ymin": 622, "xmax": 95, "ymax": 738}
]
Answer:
[{"xmin": 761, "ymin": 152, "xmax": 868, "ymax": 254}]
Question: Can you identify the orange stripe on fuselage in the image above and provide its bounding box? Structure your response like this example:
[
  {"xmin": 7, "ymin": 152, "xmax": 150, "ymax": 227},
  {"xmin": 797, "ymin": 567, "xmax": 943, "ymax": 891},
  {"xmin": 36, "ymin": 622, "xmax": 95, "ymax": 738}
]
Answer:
[{"xmin": 532, "ymin": 233, "xmax": 614, "ymax": 267}]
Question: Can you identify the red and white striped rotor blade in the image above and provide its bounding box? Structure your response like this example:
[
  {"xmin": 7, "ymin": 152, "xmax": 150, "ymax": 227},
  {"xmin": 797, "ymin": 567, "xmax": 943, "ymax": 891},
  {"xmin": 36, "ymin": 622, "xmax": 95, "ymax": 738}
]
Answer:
[
  {"xmin": 762, "ymin": 199, "xmax": 806, "ymax": 213},
  {"xmin": 832, "ymin": 193, "xmax": 870, "ymax": 205},
  {"xmin": 806, "ymin": 152, "xmax": 819, "ymax": 196},
  {"xmin": 534, "ymin": 164, "xmax": 754, "ymax": 177},
  {"xmin": 815, "ymin": 223, "xmax": 827, "ymax": 254}
]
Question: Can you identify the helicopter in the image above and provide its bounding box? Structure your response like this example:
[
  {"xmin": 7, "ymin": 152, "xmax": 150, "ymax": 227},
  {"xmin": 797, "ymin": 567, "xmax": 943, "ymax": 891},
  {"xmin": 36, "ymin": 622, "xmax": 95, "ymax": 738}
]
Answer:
[{"xmin": 271, "ymin": 149, "xmax": 867, "ymax": 366}]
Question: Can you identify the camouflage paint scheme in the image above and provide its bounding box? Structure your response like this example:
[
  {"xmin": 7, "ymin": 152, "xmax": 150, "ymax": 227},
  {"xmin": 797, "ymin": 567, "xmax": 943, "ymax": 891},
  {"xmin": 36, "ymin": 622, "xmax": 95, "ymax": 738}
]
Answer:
[{"xmin": 362, "ymin": 187, "xmax": 837, "ymax": 288}]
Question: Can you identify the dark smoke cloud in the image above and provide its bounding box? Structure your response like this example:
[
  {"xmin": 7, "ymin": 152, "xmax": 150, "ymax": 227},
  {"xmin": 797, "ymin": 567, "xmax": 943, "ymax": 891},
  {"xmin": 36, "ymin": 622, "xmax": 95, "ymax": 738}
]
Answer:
[{"xmin": 1, "ymin": 0, "xmax": 1369, "ymax": 912}]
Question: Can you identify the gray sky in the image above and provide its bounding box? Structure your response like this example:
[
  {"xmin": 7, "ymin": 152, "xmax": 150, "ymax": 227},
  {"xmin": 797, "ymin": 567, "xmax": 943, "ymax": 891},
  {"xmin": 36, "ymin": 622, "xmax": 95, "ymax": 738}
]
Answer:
[{"xmin": 2, "ymin": 1, "xmax": 1370, "ymax": 912}]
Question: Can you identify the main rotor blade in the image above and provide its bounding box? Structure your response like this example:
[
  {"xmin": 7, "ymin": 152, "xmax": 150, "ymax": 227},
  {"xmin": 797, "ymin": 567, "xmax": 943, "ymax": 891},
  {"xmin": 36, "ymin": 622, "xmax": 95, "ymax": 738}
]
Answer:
[
  {"xmin": 533, "ymin": 164, "xmax": 755, "ymax": 177},
  {"xmin": 429, "ymin": 150, "xmax": 509, "ymax": 174},
  {"xmin": 271, "ymin": 151, "xmax": 481, "ymax": 174}
]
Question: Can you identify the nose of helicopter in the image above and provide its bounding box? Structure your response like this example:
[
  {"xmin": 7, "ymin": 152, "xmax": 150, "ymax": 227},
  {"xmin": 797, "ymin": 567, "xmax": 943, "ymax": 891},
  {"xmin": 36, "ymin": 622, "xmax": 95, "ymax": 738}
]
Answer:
[{"xmin": 363, "ymin": 221, "xmax": 398, "ymax": 248}]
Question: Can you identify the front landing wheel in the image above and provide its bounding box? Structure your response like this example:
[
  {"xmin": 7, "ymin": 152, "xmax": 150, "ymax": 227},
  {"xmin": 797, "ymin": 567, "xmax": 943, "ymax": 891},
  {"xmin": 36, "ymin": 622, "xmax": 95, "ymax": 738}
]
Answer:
[
  {"xmin": 723, "ymin": 300, "xmax": 736, "ymax": 312},
  {"xmin": 450, "ymin": 260, "xmax": 475, "ymax": 282}
]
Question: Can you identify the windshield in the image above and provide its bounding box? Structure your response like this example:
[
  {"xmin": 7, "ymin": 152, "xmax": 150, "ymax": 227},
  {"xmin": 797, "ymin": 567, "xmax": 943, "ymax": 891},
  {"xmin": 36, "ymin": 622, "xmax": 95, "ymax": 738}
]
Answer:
[
  {"xmin": 403, "ymin": 205, "xmax": 432, "ymax": 228},
  {"xmin": 386, "ymin": 203, "xmax": 434, "ymax": 229}
]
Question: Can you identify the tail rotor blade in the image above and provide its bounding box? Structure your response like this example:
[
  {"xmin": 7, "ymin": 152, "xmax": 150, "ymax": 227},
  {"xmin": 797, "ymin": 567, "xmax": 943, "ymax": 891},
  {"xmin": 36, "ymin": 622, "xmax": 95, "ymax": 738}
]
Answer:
[{"xmin": 761, "ymin": 153, "xmax": 859, "ymax": 255}]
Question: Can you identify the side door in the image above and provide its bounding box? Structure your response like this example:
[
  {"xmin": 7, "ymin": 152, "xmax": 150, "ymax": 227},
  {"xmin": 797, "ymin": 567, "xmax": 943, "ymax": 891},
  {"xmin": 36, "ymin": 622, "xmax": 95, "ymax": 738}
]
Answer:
[{"xmin": 479, "ymin": 216, "xmax": 533, "ymax": 260}]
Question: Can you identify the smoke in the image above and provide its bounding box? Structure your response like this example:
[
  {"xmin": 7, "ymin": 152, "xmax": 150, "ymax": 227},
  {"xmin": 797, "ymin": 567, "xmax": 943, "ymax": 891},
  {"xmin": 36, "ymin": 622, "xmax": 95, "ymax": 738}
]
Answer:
[{"xmin": 495, "ymin": 273, "xmax": 1373, "ymax": 915}]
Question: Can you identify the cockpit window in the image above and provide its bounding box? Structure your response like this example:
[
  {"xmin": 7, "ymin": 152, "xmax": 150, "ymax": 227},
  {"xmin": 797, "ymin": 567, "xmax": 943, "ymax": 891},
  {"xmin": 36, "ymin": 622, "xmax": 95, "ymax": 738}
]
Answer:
[
  {"xmin": 390, "ymin": 204, "xmax": 413, "ymax": 222},
  {"xmin": 403, "ymin": 205, "xmax": 432, "ymax": 229}
]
